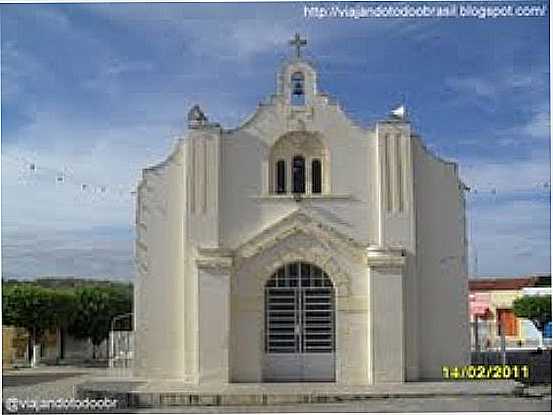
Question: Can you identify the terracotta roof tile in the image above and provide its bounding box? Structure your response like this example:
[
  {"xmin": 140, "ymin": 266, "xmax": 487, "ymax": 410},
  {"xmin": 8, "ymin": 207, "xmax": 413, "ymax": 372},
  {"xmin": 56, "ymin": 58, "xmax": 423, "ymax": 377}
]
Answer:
[{"xmin": 468, "ymin": 276, "xmax": 550, "ymax": 291}]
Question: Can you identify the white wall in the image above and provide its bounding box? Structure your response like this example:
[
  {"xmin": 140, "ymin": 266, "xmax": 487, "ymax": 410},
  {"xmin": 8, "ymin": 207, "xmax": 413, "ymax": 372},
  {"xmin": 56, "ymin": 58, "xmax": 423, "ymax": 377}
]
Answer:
[
  {"xmin": 412, "ymin": 137, "xmax": 470, "ymax": 379},
  {"xmin": 134, "ymin": 141, "xmax": 188, "ymax": 380}
]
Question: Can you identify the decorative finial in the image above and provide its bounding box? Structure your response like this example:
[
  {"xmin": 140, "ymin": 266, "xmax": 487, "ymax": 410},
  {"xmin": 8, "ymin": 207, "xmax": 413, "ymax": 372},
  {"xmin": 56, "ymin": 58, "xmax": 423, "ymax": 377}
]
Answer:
[
  {"xmin": 390, "ymin": 104, "xmax": 408, "ymax": 121},
  {"xmin": 187, "ymin": 104, "xmax": 208, "ymax": 129},
  {"xmin": 289, "ymin": 33, "xmax": 307, "ymax": 59}
]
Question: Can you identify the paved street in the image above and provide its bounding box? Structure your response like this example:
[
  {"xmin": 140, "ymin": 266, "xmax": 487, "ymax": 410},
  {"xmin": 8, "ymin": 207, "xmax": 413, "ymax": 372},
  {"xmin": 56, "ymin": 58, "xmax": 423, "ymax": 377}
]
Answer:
[
  {"xmin": 2, "ymin": 366, "xmax": 551, "ymax": 413},
  {"xmin": 2, "ymin": 367, "xmax": 108, "ymax": 401},
  {"xmin": 134, "ymin": 396, "xmax": 552, "ymax": 413}
]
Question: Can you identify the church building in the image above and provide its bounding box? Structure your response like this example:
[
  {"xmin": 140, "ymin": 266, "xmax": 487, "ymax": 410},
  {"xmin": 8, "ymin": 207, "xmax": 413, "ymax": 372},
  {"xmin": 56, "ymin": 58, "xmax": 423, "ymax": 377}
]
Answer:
[{"xmin": 134, "ymin": 35, "xmax": 469, "ymax": 385}]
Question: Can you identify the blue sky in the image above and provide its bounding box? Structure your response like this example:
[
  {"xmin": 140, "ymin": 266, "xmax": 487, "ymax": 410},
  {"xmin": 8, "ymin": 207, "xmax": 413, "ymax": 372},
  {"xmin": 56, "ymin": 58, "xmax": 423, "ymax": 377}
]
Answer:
[{"xmin": 1, "ymin": 2, "xmax": 550, "ymax": 280}]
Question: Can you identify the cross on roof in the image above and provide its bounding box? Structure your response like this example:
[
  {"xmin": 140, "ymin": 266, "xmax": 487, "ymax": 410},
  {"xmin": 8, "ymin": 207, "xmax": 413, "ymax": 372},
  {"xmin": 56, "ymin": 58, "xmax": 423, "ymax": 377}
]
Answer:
[{"xmin": 289, "ymin": 33, "xmax": 307, "ymax": 58}]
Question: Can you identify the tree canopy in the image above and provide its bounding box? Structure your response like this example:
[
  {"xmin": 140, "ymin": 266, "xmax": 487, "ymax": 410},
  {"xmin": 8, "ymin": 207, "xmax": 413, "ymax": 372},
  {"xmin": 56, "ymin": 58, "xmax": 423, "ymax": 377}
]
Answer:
[
  {"xmin": 513, "ymin": 295, "xmax": 551, "ymax": 333},
  {"xmin": 2, "ymin": 278, "xmax": 133, "ymax": 360},
  {"xmin": 2, "ymin": 284, "xmax": 74, "ymax": 341},
  {"xmin": 68, "ymin": 285, "xmax": 132, "ymax": 349}
]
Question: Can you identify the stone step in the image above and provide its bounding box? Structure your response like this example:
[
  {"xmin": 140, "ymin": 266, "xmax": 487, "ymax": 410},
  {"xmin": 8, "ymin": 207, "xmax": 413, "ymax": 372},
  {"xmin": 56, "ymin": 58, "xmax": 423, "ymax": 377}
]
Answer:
[{"xmin": 75, "ymin": 380, "xmax": 520, "ymax": 409}]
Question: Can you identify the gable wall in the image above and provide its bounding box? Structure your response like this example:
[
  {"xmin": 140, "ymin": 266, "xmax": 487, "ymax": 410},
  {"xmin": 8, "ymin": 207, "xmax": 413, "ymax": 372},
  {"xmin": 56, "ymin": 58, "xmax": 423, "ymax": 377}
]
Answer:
[
  {"xmin": 134, "ymin": 140, "xmax": 192, "ymax": 379},
  {"xmin": 220, "ymin": 100, "xmax": 376, "ymax": 250},
  {"xmin": 412, "ymin": 137, "xmax": 470, "ymax": 379}
]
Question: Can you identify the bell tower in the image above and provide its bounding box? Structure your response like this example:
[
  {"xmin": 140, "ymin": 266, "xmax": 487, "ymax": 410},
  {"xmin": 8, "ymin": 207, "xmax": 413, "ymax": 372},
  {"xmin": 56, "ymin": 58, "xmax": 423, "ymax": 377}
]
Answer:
[{"xmin": 277, "ymin": 34, "xmax": 318, "ymax": 107}]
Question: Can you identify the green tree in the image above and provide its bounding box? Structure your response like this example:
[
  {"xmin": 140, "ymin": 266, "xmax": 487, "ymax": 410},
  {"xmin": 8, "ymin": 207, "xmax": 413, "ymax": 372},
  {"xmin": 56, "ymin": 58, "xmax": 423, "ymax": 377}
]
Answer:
[
  {"xmin": 513, "ymin": 295, "xmax": 551, "ymax": 336},
  {"xmin": 2, "ymin": 284, "xmax": 75, "ymax": 364},
  {"xmin": 68, "ymin": 285, "xmax": 132, "ymax": 359}
]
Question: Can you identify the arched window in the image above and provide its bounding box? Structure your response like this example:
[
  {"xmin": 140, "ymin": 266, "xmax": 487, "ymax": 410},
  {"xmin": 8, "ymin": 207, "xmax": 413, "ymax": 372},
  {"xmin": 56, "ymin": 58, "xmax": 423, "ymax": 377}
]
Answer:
[
  {"xmin": 312, "ymin": 159, "xmax": 322, "ymax": 194},
  {"xmin": 292, "ymin": 155, "xmax": 306, "ymax": 194},
  {"xmin": 268, "ymin": 132, "xmax": 329, "ymax": 196},
  {"xmin": 276, "ymin": 159, "xmax": 286, "ymax": 194},
  {"xmin": 291, "ymin": 72, "xmax": 305, "ymax": 106}
]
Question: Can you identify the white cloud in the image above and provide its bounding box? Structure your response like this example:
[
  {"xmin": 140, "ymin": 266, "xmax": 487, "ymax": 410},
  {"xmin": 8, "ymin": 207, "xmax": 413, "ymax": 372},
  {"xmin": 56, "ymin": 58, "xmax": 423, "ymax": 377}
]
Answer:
[
  {"xmin": 227, "ymin": 21, "xmax": 294, "ymax": 58},
  {"xmin": 468, "ymin": 198, "xmax": 550, "ymax": 276},
  {"xmin": 87, "ymin": 5, "xmax": 297, "ymax": 61},
  {"xmin": 445, "ymin": 70, "xmax": 550, "ymax": 145},
  {"xmin": 460, "ymin": 153, "xmax": 550, "ymax": 276},
  {"xmin": 104, "ymin": 60, "xmax": 155, "ymax": 76},
  {"xmin": 2, "ymin": 5, "xmax": 549, "ymax": 281},
  {"xmin": 446, "ymin": 77, "xmax": 497, "ymax": 99},
  {"xmin": 1, "ymin": 225, "xmax": 134, "ymax": 280},
  {"xmin": 520, "ymin": 109, "xmax": 550, "ymax": 140},
  {"xmin": 0, "ymin": 87, "xmax": 252, "ymax": 231},
  {"xmin": 1, "ymin": 40, "xmax": 50, "ymax": 104},
  {"xmin": 82, "ymin": 59, "xmax": 157, "ymax": 93},
  {"xmin": 445, "ymin": 68, "xmax": 547, "ymax": 102},
  {"xmin": 1, "ymin": 108, "xmax": 181, "ymax": 231}
]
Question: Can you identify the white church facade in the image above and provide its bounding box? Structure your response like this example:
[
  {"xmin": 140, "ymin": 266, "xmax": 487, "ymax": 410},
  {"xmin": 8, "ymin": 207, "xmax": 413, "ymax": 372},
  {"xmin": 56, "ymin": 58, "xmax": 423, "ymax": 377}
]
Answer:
[{"xmin": 134, "ymin": 36, "xmax": 470, "ymax": 385}]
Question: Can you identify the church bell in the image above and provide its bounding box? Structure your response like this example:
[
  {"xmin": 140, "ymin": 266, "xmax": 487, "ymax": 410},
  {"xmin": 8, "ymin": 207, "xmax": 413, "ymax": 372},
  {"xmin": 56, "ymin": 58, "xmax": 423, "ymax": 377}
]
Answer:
[{"xmin": 292, "ymin": 81, "xmax": 304, "ymax": 96}]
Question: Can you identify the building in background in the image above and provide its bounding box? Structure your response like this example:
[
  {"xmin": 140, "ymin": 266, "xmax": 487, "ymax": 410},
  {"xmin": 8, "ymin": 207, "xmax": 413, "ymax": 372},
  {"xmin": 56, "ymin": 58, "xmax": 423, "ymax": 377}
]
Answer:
[
  {"xmin": 2, "ymin": 326, "xmax": 28, "ymax": 369},
  {"xmin": 469, "ymin": 275, "xmax": 551, "ymax": 350},
  {"xmin": 2, "ymin": 326, "xmax": 109, "ymax": 368}
]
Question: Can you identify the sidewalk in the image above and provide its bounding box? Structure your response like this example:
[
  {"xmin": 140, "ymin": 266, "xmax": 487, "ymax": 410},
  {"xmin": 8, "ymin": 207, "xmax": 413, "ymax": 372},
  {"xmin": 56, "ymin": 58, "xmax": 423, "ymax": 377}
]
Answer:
[
  {"xmin": 4, "ymin": 367, "xmax": 550, "ymax": 409},
  {"xmin": 75, "ymin": 378, "xmax": 544, "ymax": 408}
]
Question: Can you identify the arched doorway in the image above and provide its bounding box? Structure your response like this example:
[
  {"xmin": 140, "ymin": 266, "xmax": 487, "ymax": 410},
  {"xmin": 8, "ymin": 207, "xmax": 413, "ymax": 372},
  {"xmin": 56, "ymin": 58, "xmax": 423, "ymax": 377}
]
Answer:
[{"xmin": 263, "ymin": 262, "xmax": 335, "ymax": 382}]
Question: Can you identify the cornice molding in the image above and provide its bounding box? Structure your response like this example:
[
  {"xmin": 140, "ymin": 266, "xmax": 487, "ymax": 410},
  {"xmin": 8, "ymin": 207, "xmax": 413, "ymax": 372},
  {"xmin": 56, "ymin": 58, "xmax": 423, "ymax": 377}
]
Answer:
[
  {"xmin": 366, "ymin": 246, "xmax": 406, "ymax": 269},
  {"xmin": 252, "ymin": 193, "xmax": 352, "ymax": 201},
  {"xmin": 196, "ymin": 248, "xmax": 234, "ymax": 272}
]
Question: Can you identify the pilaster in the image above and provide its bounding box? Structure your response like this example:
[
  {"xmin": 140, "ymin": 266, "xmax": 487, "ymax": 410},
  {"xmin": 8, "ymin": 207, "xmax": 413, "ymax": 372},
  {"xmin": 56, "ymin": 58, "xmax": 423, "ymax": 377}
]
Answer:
[
  {"xmin": 367, "ymin": 246, "xmax": 406, "ymax": 383},
  {"xmin": 196, "ymin": 248, "xmax": 233, "ymax": 384}
]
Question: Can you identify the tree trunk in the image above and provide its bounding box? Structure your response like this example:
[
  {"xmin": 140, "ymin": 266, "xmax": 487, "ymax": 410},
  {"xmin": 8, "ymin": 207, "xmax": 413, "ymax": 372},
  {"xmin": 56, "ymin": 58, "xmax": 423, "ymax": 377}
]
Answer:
[{"xmin": 92, "ymin": 343, "xmax": 97, "ymax": 360}]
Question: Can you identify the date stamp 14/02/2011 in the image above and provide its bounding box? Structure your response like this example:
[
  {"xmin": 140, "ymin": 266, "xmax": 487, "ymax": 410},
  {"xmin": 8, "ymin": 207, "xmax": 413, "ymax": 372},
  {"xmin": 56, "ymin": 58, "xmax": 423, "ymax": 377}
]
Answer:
[{"xmin": 442, "ymin": 365, "xmax": 529, "ymax": 380}]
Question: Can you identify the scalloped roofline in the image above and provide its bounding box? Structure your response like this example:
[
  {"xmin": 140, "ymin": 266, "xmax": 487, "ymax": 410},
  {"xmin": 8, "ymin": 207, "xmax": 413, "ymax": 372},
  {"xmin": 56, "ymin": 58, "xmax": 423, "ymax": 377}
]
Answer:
[
  {"xmin": 143, "ymin": 138, "xmax": 184, "ymax": 174},
  {"xmin": 136, "ymin": 138, "xmax": 185, "ymax": 193},
  {"xmin": 221, "ymin": 92, "xmax": 373, "ymax": 136},
  {"xmin": 411, "ymin": 134, "xmax": 467, "ymax": 188},
  {"xmin": 222, "ymin": 101, "xmax": 270, "ymax": 134},
  {"xmin": 221, "ymin": 55, "xmax": 372, "ymax": 135},
  {"xmin": 412, "ymin": 134, "xmax": 458, "ymax": 169}
]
